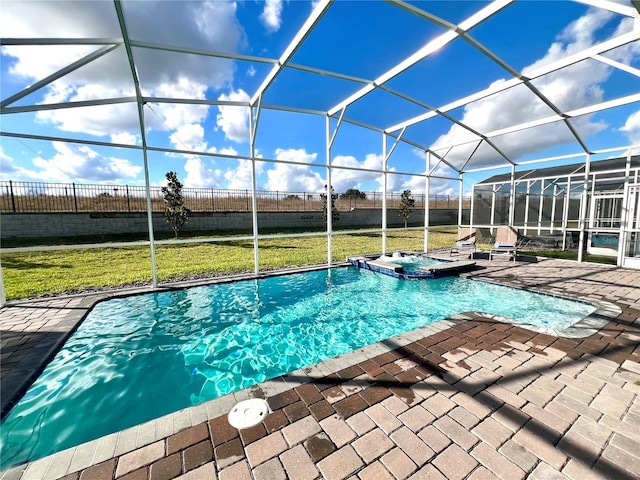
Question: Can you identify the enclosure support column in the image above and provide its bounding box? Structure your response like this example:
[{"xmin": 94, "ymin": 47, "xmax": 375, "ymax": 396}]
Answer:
[
  {"xmin": 326, "ymin": 111, "xmax": 345, "ymax": 265},
  {"xmin": 617, "ymin": 150, "xmax": 633, "ymax": 266},
  {"xmin": 509, "ymin": 164, "xmax": 516, "ymax": 226},
  {"xmin": 562, "ymin": 177, "xmax": 572, "ymax": 250},
  {"xmin": 523, "ymin": 181, "xmax": 531, "ymax": 235},
  {"xmin": 115, "ymin": 0, "xmax": 157, "ymax": 288},
  {"xmin": 0, "ymin": 259, "xmax": 5, "ymax": 307},
  {"xmin": 470, "ymin": 183, "xmax": 475, "ymax": 227},
  {"xmin": 249, "ymin": 100, "xmax": 262, "ymax": 274},
  {"xmin": 577, "ymin": 154, "xmax": 591, "ymax": 263},
  {"xmin": 424, "ymin": 152, "xmax": 431, "ymax": 253},
  {"xmin": 382, "ymin": 134, "xmax": 388, "ymax": 255},
  {"xmin": 381, "ymin": 128, "xmax": 405, "ymax": 254},
  {"xmin": 143, "ymin": 150, "xmax": 158, "ymax": 288},
  {"xmin": 537, "ymin": 180, "xmax": 544, "ymax": 234},
  {"xmin": 550, "ymin": 183, "xmax": 557, "ymax": 233},
  {"xmin": 491, "ymin": 186, "xmax": 497, "ymax": 234},
  {"xmin": 458, "ymin": 172, "xmax": 464, "ymax": 227}
]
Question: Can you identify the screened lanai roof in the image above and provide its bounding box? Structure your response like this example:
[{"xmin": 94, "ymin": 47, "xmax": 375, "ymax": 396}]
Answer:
[
  {"xmin": 1, "ymin": 0, "xmax": 640, "ymax": 188},
  {"xmin": 478, "ymin": 154, "xmax": 640, "ymax": 184}
]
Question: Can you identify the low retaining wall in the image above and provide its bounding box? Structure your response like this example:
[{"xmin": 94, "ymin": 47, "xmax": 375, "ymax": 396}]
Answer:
[{"xmin": 0, "ymin": 209, "xmax": 469, "ymax": 239}]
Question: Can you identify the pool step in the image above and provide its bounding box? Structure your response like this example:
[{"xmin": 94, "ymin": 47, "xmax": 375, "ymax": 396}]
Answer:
[{"xmin": 365, "ymin": 259, "xmax": 404, "ymax": 273}]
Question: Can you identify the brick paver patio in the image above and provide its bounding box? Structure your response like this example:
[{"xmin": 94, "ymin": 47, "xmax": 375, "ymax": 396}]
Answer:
[{"xmin": 1, "ymin": 255, "xmax": 639, "ymax": 480}]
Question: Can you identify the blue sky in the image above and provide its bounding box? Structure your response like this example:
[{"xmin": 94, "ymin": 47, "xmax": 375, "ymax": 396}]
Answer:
[{"xmin": 1, "ymin": 0, "xmax": 639, "ymax": 196}]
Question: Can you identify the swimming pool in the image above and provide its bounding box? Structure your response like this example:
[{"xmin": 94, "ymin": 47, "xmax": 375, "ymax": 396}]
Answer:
[{"xmin": 0, "ymin": 266, "xmax": 596, "ymax": 468}]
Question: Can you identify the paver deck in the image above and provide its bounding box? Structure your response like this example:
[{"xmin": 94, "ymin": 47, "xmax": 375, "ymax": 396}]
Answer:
[{"xmin": 1, "ymin": 255, "xmax": 639, "ymax": 480}]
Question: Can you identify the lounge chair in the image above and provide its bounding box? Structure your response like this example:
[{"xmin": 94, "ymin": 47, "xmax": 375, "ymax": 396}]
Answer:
[
  {"xmin": 477, "ymin": 228, "xmax": 495, "ymax": 246},
  {"xmin": 450, "ymin": 227, "xmax": 477, "ymax": 257},
  {"xmin": 489, "ymin": 226, "xmax": 519, "ymax": 261}
]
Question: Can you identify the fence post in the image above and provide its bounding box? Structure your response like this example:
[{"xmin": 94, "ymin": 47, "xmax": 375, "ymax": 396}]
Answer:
[
  {"xmin": 9, "ymin": 180, "xmax": 16, "ymax": 213},
  {"xmin": 276, "ymin": 191, "xmax": 279, "ymax": 211},
  {"xmin": 126, "ymin": 185, "xmax": 131, "ymax": 212},
  {"xmin": 72, "ymin": 183, "xmax": 78, "ymax": 212}
]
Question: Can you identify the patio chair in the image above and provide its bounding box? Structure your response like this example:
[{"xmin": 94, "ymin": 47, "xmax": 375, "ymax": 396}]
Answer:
[
  {"xmin": 450, "ymin": 227, "xmax": 477, "ymax": 257},
  {"xmin": 489, "ymin": 226, "xmax": 519, "ymax": 261},
  {"xmin": 477, "ymin": 228, "xmax": 496, "ymax": 246}
]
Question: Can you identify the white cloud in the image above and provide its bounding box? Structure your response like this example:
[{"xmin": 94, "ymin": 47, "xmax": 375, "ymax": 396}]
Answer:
[
  {"xmin": 35, "ymin": 84, "xmax": 141, "ymax": 137},
  {"xmin": 216, "ymin": 89, "xmax": 251, "ymax": 143},
  {"xmin": 184, "ymin": 158, "xmax": 219, "ymax": 188},
  {"xmin": 148, "ymin": 79, "xmax": 210, "ymax": 132},
  {"xmin": 1, "ymin": 1, "xmax": 244, "ymax": 143},
  {"xmin": 430, "ymin": 9, "xmax": 635, "ymax": 169},
  {"xmin": 183, "ymin": 146, "xmax": 240, "ymax": 188},
  {"xmin": 332, "ymin": 153, "xmax": 385, "ymax": 192},
  {"xmin": 208, "ymin": 146, "xmax": 239, "ymax": 157},
  {"xmin": 110, "ymin": 132, "xmax": 139, "ymax": 145},
  {"xmin": 620, "ymin": 110, "xmax": 640, "ymax": 145},
  {"xmin": 247, "ymin": 66, "xmax": 256, "ymax": 77},
  {"xmin": 0, "ymin": 146, "xmax": 41, "ymax": 181},
  {"xmin": 401, "ymin": 172, "xmax": 456, "ymax": 196},
  {"xmin": 265, "ymin": 148, "xmax": 324, "ymax": 192},
  {"xmin": 260, "ymin": 0, "xmax": 283, "ymax": 33},
  {"xmin": 28, "ymin": 142, "xmax": 141, "ymax": 182},
  {"xmin": 170, "ymin": 124, "xmax": 207, "ymax": 152},
  {"xmin": 223, "ymin": 160, "xmax": 264, "ymax": 190}
]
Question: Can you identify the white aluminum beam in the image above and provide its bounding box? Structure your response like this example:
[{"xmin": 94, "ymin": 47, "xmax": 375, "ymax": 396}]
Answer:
[
  {"xmin": 251, "ymin": 0, "xmax": 332, "ymax": 105},
  {"xmin": 573, "ymin": 0, "xmax": 638, "ymax": 17},
  {"xmin": 325, "ymin": 115, "xmax": 333, "ymax": 265},
  {"xmin": 2, "ymin": 97, "xmax": 137, "ymax": 114},
  {"xmin": 381, "ymin": 85, "xmax": 514, "ymax": 169},
  {"xmin": 131, "ymin": 39, "xmax": 276, "ymax": 65},
  {"xmin": 329, "ymin": 108, "xmax": 346, "ymax": 149},
  {"xmin": 382, "ymin": 134, "xmax": 388, "ymax": 254},
  {"xmin": 1, "ymin": 44, "xmax": 121, "ymax": 108},
  {"xmin": 0, "ymin": 38, "xmax": 123, "ymax": 46},
  {"xmin": 0, "ymin": 130, "xmax": 143, "ymax": 150},
  {"xmin": 114, "ymin": 0, "xmax": 157, "ymax": 288},
  {"xmin": 593, "ymin": 54, "xmax": 640, "ymax": 78},
  {"xmin": 329, "ymin": 0, "xmax": 513, "ymax": 115},
  {"xmin": 387, "ymin": 30, "xmax": 640, "ymax": 133},
  {"xmin": 460, "ymin": 34, "xmax": 590, "ymax": 153},
  {"xmin": 328, "ymin": 0, "xmax": 512, "ymax": 117},
  {"xmin": 567, "ymin": 93, "xmax": 640, "ymax": 118},
  {"xmin": 432, "ymin": 93, "xmax": 640, "ymax": 153},
  {"xmin": 143, "ymin": 97, "xmax": 250, "ymax": 107},
  {"xmin": 249, "ymin": 106, "xmax": 260, "ymax": 274}
]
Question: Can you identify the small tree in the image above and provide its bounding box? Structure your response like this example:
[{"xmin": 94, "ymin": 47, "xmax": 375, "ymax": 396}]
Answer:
[
  {"xmin": 161, "ymin": 171, "xmax": 191, "ymax": 239},
  {"xmin": 398, "ymin": 189, "xmax": 415, "ymax": 228},
  {"xmin": 340, "ymin": 188, "xmax": 367, "ymax": 200},
  {"xmin": 320, "ymin": 184, "xmax": 339, "ymax": 225}
]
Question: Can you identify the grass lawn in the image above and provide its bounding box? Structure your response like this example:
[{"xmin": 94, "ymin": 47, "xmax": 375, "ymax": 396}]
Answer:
[
  {"xmin": 3, "ymin": 227, "xmax": 613, "ymax": 301},
  {"xmin": 1, "ymin": 228, "xmax": 457, "ymax": 300}
]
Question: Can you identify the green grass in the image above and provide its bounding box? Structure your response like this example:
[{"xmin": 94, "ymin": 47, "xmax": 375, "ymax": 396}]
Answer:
[
  {"xmin": 2, "ymin": 227, "xmax": 618, "ymax": 301},
  {"xmin": 1, "ymin": 228, "xmax": 457, "ymax": 300}
]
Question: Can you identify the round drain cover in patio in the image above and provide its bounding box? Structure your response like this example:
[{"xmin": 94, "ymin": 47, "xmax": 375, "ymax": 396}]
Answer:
[{"xmin": 228, "ymin": 398, "xmax": 270, "ymax": 429}]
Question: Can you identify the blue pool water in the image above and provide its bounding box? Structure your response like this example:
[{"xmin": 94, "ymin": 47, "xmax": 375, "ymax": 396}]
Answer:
[{"xmin": 0, "ymin": 267, "xmax": 595, "ymax": 468}]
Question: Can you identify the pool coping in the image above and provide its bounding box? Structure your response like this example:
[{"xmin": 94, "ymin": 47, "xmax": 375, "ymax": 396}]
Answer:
[{"xmin": 0, "ymin": 259, "xmax": 624, "ymax": 478}]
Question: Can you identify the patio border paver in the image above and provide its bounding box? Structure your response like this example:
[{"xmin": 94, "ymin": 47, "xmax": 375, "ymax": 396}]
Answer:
[{"xmin": 1, "ymin": 255, "xmax": 639, "ymax": 480}]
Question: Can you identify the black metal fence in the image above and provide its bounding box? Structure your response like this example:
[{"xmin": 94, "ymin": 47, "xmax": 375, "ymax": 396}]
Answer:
[{"xmin": 0, "ymin": 181, "xmax": 470, "ymax": 213}]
